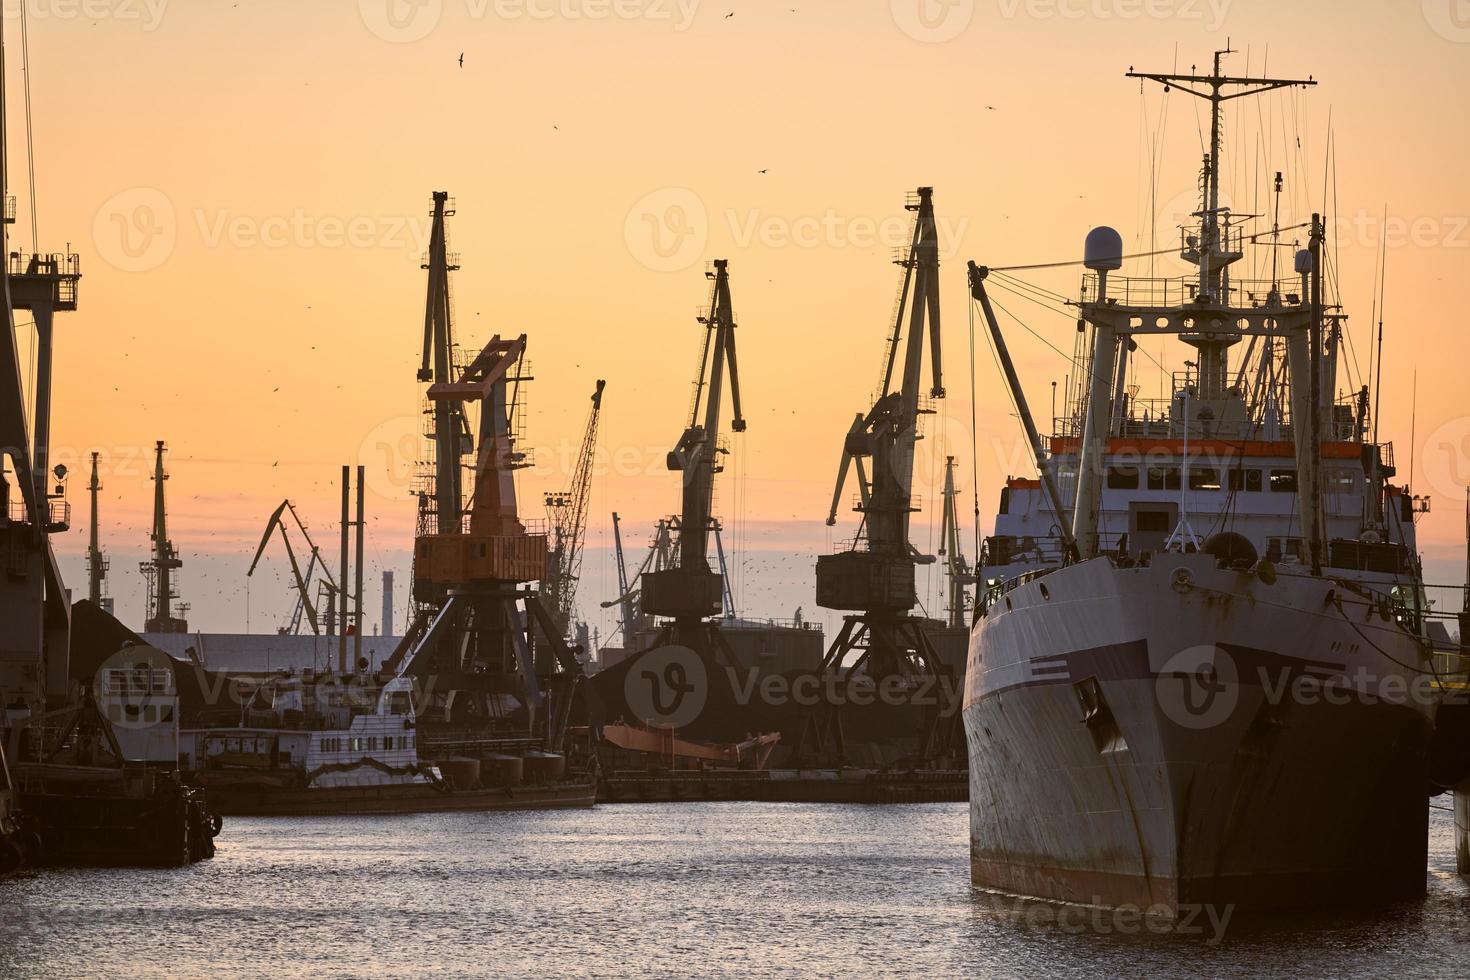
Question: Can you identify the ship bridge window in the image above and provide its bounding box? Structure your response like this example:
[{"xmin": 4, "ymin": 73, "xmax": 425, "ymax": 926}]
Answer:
[
  {"xmin": 1107, "ymin": 466, "xmax": 1140, "ymax": 489},
  {"xmin": 1228, "ymin": 469, "xmax": 1263, "ymax": 493},
  {"xmin": 1327, "ymin": 468, "xmax": 1357, "ymax": 491},
  {"xmin": 1269, "ymin": 469, "xmax": 1298, "ymax": 492},
  {"xmin": 1147, "ymin": 466, "xmax": 1181, "ymax": 491},
  {"xmin": 1188, "ymin": 467, "xmax": 1221, "ymax": 491}
]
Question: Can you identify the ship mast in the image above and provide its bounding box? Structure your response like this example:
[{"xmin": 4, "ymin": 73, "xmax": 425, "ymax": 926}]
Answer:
[
  {"xmin": 86, "ymin": 452, "xmax": 108, "ymax": 611},
  {"xmin": 140, "ymin": 440, "xmax": 186, "ymax": 633}
]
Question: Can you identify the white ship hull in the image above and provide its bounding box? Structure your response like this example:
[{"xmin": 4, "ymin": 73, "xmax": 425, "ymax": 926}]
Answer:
[{"xmin": 963, "ymin": 553, "xmax": 1434, "ymax": 913}]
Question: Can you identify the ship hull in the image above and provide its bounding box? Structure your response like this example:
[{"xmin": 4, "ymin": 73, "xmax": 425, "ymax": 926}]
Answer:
[{"xmin": 963, "ymin": 554, "xmax": 1434, "ymax": 914}]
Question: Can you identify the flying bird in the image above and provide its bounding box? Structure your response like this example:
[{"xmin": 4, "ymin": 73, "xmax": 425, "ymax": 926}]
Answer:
[{"xmin": 458, "ymin": 53, "xmax": 464, "ymax": 67}]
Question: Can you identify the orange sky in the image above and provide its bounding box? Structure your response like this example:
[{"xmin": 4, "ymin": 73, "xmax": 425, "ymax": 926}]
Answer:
[{"xmin": 9, "ymin": 0, "xmax": 1469, "ymax": 637}]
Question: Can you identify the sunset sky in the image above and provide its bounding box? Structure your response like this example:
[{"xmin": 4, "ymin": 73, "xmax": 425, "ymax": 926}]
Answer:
[{"xmin": 10, "ymin": 0, "xmax": 1469, "ymax": 640}]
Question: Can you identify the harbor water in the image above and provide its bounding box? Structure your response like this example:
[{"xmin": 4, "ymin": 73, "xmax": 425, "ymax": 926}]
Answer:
[{"xmin": 2, "ymin": 800, "xmax": 1468, "ymax": 977}]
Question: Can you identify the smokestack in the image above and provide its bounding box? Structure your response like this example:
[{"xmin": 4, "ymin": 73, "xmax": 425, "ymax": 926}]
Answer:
[
  {"xmin": 339, "ymin": 464, "xmax": 349, "ymax": 674},
  {"xmin": 382, "ymin": 570, "xmax": 394, "ymax": 637},
  {"xmin": 354, "ymin": 465, "xmax": 365, "ymax": 666}
]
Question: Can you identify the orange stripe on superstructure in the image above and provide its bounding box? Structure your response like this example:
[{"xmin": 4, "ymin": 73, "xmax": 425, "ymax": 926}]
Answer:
[{"xmin": 1047, "ymin": 437, "xmax": 1362, "ymax": 460}]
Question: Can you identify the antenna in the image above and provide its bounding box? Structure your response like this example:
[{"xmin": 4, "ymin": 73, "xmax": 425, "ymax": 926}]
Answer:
[
  {"xmin": 1372, "ymin": 207, "xmax": 1387, "ymax": 445},
  {"xmin": 1127, "ymin": 50, "xmax": 1315, "ymax": 303}
]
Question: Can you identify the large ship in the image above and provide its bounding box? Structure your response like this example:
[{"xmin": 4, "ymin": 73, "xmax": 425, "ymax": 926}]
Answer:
[{"xmin": 962, "ymin": 51, "xmax": 1444, "ymax": 913}]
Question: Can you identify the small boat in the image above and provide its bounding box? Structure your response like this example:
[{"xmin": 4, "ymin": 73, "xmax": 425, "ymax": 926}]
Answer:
[{"xmin": 182, "ymin": 671, "xmax": 595, "ymax": 816}]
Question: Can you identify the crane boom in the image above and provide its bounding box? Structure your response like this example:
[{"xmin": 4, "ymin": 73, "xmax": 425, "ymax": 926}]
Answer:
[
  {"xmin": 542, "ymin": 380, "xmax": 607, "ymax": 639},
  {"xmin": 247, "ymin": 499, "xmax": 338, "ymax": 635}
]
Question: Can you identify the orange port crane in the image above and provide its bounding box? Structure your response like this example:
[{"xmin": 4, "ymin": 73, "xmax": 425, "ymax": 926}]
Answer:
[{"xmin": 389, "ymin": 192, "xmax": 583, "ymax": 746}]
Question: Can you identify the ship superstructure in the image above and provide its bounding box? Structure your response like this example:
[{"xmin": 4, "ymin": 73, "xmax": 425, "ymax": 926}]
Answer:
[{"xmin": 962, "ymin": 50, "xmax": 1440, "ymax": 913}]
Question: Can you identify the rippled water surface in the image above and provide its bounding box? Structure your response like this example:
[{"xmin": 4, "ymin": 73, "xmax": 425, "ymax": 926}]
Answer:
[{"xmin": 3, "ymin": 801, "xmax": 1468, "ymax": 977}]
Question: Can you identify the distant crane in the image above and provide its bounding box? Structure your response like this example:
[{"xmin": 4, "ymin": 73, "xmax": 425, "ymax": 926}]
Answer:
[
  {"xmin": 86, "ymin": 452, "xmax": 113, "ymax": 615},
  {"xmin": 246, "ymin": 499, "xmax": 340, "ymax": 636},
  {"xmin": 938, "ymin": 456, "xmax": 976, "ymax": 629},
  {"xmin": 541, "ymin": 379, "xmax": 606, "ymax": 642},
  {"xmin": 603, "ymin": 511, "xmax": 651, "ymax": 650},
  {"xmin": 802, "ymin": 187, "xmax": 957, "ymax": 764},
  {"xmin": 602, "ymin": 514, "xmax": 738, "ymax": 650},
  {"xmin": 139, "ymin": 440, "xmax": 187, "ymax": 634},
  {"xmin": 637, "ymin": 260, "xmax": 746, "ymax": 662}
]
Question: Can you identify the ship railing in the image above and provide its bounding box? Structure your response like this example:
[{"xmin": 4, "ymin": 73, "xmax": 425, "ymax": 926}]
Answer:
[
  {"xmin": 718, "ymin": 615, "xmax": 821, "ymax": 632},
  {"xmin": 1080, "ymin": 273, "xmax": 1292, "ymax": 310}
]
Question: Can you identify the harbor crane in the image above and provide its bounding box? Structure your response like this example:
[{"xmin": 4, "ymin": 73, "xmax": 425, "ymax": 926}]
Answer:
[
  {"xmin": 602, "ymin": 511, "xmax": 659, "ymax": 651},
  {"xmin": 541, "ymin": 379, "xmax": 606, "ymax": 643},
  {"xmin": 139, "ymin": 440, "xmax": 187, "ymax": 634},
  {"xmin": 938, "ymin": 456, "xmax": 976, "ymax": 630},
  {"xmin": 802, "ymin": 187, "xmax": 958, "ymax": 765},
  {"xmin": 388, "ymin": 192, "xmax": 585, "ymax": 749},
  {"xmin": 602, "ymin": 513, "xmax": 740, "ymax": 652},
  {"xmin": 0, "ymin": 192, "xmax": 81, "ymax": 707},
  {"xmin": 637, "ymin": 260, "xmax": 746, "ymax": 662},
  {"xmin": 246, "ymin": 499, "xmax": 340, "ymax": 636}
]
